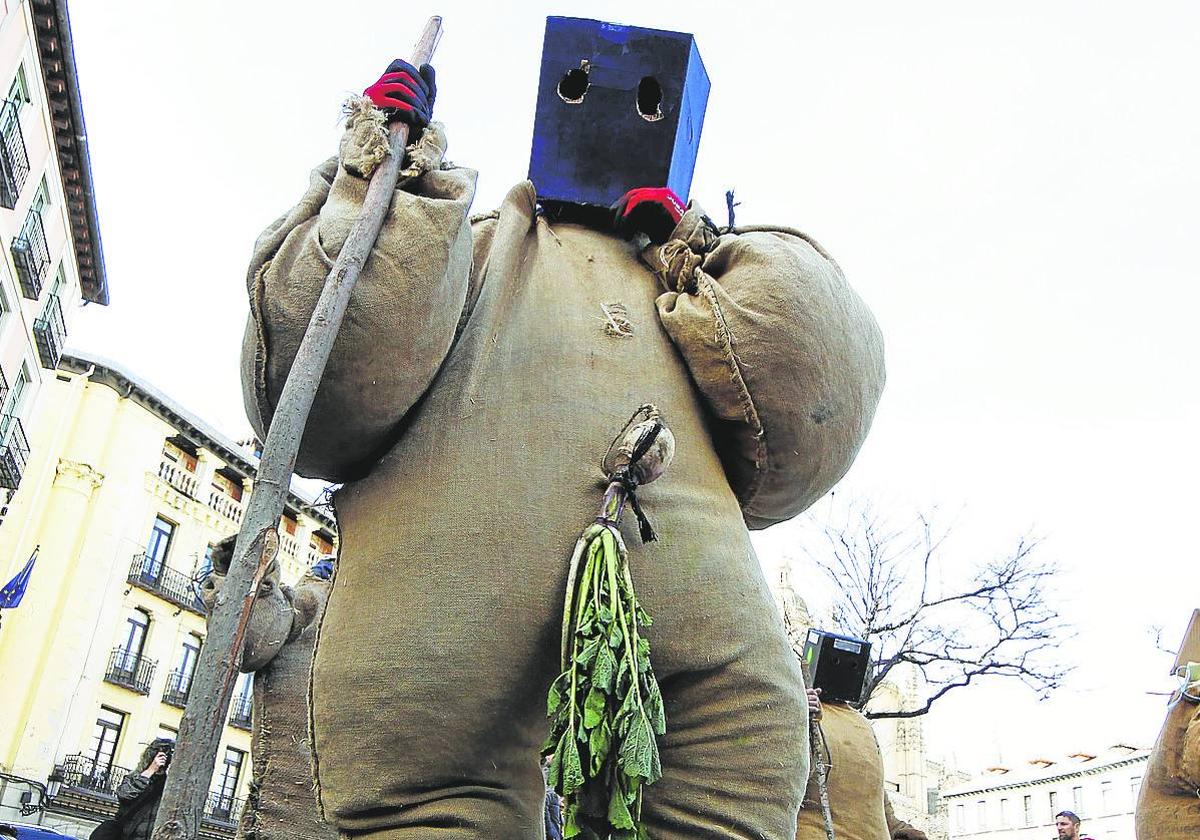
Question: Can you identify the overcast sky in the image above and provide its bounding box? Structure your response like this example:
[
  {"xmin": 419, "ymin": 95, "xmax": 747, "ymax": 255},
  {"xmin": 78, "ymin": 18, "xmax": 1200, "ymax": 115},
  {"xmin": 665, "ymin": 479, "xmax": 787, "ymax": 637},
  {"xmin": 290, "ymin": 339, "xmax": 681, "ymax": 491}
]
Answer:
[{"xmin": 64, "ymin": 1, "xmax": 1199, "ymax": 772}]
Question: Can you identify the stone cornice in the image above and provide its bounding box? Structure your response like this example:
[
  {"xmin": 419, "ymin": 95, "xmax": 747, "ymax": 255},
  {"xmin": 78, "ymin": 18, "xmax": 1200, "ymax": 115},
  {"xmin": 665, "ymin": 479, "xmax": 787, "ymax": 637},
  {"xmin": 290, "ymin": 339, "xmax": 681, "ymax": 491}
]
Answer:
[{"xmin": 53, "ymin": 458, "xmax": 104, "ymax": 496}]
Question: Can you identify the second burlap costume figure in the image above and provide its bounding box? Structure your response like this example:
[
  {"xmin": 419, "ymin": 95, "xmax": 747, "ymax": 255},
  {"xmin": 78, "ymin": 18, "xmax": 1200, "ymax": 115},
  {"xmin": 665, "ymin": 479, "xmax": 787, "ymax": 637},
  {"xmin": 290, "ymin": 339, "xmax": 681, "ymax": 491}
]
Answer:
[
  {"xmin": 199, "ymin": 539, "xmax": 336, "ymax": 840},
  {"xmin": 1136, "ymin": 664, "xmax": 1200, "ymax": 839},
  {"xmin": 241, "ymin": 96, "xmax": 885, "ymax": 836}
]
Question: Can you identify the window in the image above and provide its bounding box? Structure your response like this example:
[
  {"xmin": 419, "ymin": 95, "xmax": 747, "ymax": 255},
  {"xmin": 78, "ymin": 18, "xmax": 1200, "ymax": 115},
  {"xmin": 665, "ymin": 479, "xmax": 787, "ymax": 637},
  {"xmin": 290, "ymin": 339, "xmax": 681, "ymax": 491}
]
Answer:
[
  {"xmin": 119, "ymin": 609, "xmax": 150, "ymax": 662},
  {"xmin": 234, "ymin": 672, "xmax": 253, "ymax": 705},
  {"xmin": 157, "ymin": 724, "xmax": 178, "ymax": 742},
  {"xmin": 1000, "ymin": 798, "xmax": 1010, "ymax": 827},
  {"xmin": 1130, "ymin": 776, "xmax": 1143, "ymax": 805},
  {"xmin": 1073, "ymin": 785, "xmax": 1084, "ymax": 812},
  {"xmin": 2, "ymin": 364, "xmax": 31, "ymax": 422},
  {"xmin": 88, "ymin": 707, "xmax": 125, "ymax": 774},
  {"xmin": 1100, "ymin": 780, "xmax": 1112, "ymax": 812},
  {"xmin": 1049, "ymin": 790, "xmax": 1058, "ymax": 813},
  {"xmin": 47, "ymin": 265, "xmax": 64, "ymax": 299},
  {"xmin": 178, "ymin": 635, "xmax": 202, "ymax": 686},
  {"xmin": 1024, "ymin": 794, "xmax": 1033, "ymax": 826},
  {"xmin": 977, "ymin": 800, "xmax": 987, "ymax": 830},
  {"xmin": 31, "ymin": 174, "xmax": 48, "ymax": 212},
  {"xmin": 8, "ymin": 64, "xmax": 29, "ymax": 105},
  {"xmin": 955, "ymin": 804, "xmax": 965, "ymax": 831},
  {"xmin": 215, "ymin": 747, "xmax": 245, "ymax": 808},
  {"xmin": 142, "ymin": 516, "xmax": 176, "ymax": 580}
]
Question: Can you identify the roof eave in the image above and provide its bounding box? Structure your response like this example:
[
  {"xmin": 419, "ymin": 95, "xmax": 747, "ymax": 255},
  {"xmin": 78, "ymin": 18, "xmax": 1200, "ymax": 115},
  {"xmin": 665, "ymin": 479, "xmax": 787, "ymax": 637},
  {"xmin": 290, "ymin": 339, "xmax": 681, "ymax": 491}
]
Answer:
[{"xmin": 30, "ymin": 0, "xmax": 110, "ymax": 306}]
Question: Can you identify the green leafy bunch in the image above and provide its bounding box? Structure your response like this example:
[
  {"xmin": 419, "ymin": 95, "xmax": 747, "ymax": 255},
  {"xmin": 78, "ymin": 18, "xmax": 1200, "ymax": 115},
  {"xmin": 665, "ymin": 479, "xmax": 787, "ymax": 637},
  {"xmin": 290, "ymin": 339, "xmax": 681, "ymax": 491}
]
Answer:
[{"xmin": 545, "ymin": 522, "xmax": 666, "ymax": 839}]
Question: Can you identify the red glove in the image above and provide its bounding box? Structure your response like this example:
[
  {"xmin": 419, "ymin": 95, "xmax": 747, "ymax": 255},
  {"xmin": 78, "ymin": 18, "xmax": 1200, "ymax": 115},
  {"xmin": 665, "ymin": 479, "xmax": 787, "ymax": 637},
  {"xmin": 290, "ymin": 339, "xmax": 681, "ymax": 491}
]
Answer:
[
  {"xmin": 363, "ymin": 60, "xmax": 436, "ymax": 133},
  {"xmin": 612, "ymin": 187, "xmax": 686, "ymax": 244}
]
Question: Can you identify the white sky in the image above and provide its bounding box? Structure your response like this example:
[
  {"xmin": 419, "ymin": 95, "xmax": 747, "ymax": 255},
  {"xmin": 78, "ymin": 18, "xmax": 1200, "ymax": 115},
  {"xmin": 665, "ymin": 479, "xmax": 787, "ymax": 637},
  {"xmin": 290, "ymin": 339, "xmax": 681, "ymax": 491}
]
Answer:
[{"xmin": 65, "ymin": 1, "xmax": 1199, "ymax": 773}]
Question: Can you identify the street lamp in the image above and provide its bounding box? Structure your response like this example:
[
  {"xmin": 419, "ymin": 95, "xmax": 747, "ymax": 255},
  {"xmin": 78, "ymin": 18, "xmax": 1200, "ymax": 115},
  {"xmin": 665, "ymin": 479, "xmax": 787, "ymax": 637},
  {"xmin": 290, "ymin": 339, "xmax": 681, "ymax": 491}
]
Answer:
[
  {"xmin": 47, "ymin": 765, "xmax": 65, "ymax": 800},
  {"xmin": 19, "ymin": 766, "xmax": 65, "ymax": 817}
]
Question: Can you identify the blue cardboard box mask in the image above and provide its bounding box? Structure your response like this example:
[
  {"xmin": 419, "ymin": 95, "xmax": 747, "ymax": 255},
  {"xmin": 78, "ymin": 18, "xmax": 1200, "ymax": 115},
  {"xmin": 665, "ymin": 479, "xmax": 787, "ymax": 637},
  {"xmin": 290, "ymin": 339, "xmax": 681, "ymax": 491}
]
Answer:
[{"xmin": 528, "ymin": 17, "xmax": 710, "ymax": 209}]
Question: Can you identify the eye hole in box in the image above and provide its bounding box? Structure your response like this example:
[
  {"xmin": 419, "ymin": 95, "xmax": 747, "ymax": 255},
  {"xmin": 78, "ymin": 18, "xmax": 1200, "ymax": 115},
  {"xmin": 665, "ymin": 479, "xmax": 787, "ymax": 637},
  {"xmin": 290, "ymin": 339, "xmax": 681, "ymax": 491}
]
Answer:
[
  {"xmin": 637, "ymin": 76, "xmax": 664, "ymax": 121},
  {"xmin": 558, "ymin": 67, "xmax": 589, "ymax": 103}
]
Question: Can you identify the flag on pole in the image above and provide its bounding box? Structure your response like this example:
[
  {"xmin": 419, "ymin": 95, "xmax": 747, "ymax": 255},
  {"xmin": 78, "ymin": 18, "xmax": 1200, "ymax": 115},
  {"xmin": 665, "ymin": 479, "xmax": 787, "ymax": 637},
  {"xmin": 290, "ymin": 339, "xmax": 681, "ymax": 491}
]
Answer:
[{"xmin": 0, "ymin": 546, "xmax": 39, "ymax": 609}]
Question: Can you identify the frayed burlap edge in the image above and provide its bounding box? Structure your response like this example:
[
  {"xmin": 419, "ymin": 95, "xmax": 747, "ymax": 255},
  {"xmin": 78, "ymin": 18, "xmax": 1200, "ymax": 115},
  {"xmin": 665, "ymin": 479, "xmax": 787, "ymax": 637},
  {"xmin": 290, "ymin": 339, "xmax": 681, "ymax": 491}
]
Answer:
[
  {"xmin": 339, "ymin": 96, "xmax": 390, "ymax": 179},
  {"xmin": 339, "ymin": 96, "xmax": 449, "ymax": 181}
]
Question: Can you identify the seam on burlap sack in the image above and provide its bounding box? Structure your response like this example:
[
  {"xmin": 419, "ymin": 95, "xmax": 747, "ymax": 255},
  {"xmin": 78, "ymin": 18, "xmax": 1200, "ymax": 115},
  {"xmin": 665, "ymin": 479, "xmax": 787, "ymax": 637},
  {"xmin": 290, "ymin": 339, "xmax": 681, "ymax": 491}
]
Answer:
[
  {"xmin": 693, "ymin": 271, "xmax": 769, "ymax": 510},
  {"xmin": 653, "ymin": 227, "xmax": 770, "ymax": 512},
  {"xmin": 305, "ymin": 496, "xmax": 339, "ymax": 820},
  {"xmin": 250, "ymin": 260, "xmax": 273, "ymax": 435}
]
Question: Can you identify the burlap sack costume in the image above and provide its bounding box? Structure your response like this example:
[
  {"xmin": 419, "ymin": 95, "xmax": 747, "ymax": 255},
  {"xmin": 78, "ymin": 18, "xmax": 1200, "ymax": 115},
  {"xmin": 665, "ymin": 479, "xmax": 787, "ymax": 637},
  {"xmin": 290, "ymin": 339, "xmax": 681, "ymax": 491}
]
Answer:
[
  {"xmin": 797, "ymin": 703, "xmax": 926, "ymax": 840},
  {"xmin": 240, "ymin": 103, "xmax": 885, "ymax": 838},
  {"xmin": 200, "ymin": 542, "xmax": 336, "ymax": 840},
  {"xmin": 1135, "ymin": 677, "xmax": 1200, "ymax": 839}
]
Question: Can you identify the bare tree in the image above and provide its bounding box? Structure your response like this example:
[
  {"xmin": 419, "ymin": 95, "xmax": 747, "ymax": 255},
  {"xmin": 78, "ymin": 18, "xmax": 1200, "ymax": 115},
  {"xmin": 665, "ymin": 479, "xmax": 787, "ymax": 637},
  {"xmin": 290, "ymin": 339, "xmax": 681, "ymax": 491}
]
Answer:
[{"xmin": 792, "ymin": 501, "xmax": 1070, "ymax": 720}]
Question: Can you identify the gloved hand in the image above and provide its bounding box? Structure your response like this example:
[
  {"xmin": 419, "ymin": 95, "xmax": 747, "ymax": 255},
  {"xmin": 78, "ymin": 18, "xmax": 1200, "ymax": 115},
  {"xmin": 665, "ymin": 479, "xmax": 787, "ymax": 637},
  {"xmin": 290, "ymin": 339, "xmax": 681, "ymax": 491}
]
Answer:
[
  {"xmin": 612, "ymin": 187, "xmax": 686, "ymax": 244},
  {"xmin": 363, "ymin": 60, "xmax": 436, "ymax": 134}
]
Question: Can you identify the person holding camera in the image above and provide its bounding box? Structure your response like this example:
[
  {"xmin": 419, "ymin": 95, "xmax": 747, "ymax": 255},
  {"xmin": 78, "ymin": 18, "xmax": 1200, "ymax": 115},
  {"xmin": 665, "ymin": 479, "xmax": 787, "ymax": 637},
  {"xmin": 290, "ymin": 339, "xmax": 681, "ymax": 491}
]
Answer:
[{"xmin": 91, "ymin": 739, "xmax": 173, "ymax": 840}]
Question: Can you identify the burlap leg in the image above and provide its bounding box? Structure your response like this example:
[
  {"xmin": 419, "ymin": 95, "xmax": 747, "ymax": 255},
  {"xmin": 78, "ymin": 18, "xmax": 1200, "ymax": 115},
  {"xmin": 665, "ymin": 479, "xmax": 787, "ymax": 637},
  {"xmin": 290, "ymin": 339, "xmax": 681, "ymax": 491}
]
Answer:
[
  {"xmin": 640, "ymin": 633, "xmax": 808, "ymax": 839},
  {"xmin": 332, "ymin": 789, "xmax": 545, "ymax": 839}
]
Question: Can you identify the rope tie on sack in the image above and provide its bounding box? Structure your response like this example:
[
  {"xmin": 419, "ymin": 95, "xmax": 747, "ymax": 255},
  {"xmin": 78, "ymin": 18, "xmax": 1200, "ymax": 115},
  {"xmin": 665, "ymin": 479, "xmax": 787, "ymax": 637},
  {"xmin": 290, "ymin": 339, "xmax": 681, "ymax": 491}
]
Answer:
[
  {"xmin": 658, "ymin": 240, "xmax": 704, "ymax": 294},
  {"xmin": 603, "ymin": 418, "xmax": 665, "ymax": 543}
]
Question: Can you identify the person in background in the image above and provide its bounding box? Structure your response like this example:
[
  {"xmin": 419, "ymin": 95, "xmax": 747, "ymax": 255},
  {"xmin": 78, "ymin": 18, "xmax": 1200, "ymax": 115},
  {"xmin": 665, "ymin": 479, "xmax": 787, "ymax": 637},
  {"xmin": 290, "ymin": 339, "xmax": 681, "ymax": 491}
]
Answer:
[
  {"xmin": 112, "ymin": 739, "xmax": 173, "ymax": 840},
  {"xmin": 542, "ymin": 756, "xmax": 563, "ymax": 840},
  {"xmin": 1054, "ymin": 809, "xmax": 1094, "ymax": 840}
]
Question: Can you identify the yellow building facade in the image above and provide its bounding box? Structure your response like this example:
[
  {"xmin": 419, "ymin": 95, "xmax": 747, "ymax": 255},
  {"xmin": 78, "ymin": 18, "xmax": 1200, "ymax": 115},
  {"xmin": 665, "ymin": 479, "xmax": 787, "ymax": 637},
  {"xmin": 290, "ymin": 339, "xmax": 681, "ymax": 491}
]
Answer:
[{"xmin": 0, "ymin": 350, "xmax": 336, "ymax": 837}]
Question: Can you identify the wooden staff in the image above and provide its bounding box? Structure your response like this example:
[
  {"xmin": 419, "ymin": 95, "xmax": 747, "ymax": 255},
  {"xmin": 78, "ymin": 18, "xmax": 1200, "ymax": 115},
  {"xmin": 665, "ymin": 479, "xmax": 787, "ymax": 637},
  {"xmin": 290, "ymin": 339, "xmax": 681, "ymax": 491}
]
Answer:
[
  {"xmin": 801, "ymin": 661, "xmax": 837, "ymax": 840},
  {"xmin": 150, "ymin": 17, "xmax": 444, "ymax": 840}
]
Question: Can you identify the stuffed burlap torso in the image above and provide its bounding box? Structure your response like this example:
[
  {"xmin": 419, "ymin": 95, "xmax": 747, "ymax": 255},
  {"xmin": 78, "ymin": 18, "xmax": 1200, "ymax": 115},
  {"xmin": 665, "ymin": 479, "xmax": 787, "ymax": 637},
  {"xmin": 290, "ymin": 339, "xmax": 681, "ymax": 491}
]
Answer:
[
  {"xmin": 243, "ymin": 117, "xmax": 884, "ymax": 840},
  {"xmin": 797, "ymin": 704, "xmax": 892, "ymax": 840}
]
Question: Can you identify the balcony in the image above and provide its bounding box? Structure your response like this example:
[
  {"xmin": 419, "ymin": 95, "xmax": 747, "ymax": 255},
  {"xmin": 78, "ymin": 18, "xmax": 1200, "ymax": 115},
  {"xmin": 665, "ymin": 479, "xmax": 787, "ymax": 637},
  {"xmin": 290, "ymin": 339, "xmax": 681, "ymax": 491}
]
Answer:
[
  {"xmin": 128, "ymin": 553, "xmax": 206, "ymax": 615},
  {"xmin": 306, "ymin": 548, "xmax": 334, "ymax": 569},
  {"xmin": 58, "ymin": 753, "xmax": 132, "ymax": 799},
  {"xmin": 229, "ymin": 693, "xmax": 252, "ymax": 731},
  {"xmin": 158, "ymin": 457, "xmax": 199, "ymax": 498},
  {"xmin": 0, "ymin": 415, "xmax": 30, "ymax": 491},
  {"xmin": 278, "ymin": 531, "xmax": 299, "ymax": 561},
  {"xmin": 0, "ymin": 98, "xmax": 29, "ymax": 209},
  {"xmin": 103, "ymin": 647, "xmax": 157, "ymax": 695},
  {"xmin": 33, "ymin": 294, "xmax": 67, "ymax": 370},
  {"xmin": 11, "ymin": 207, "xmax": 50, "ymax": 300},
  {"xmin": 204, "ymin": 792, "xmax": 246, "ymax": 827},
  {"xmin": 162, "ymin": 669, "xmax": 193, "ymax": 708},
  {"xmin": 209, "ymin": 488, "xmax": 244, "ymax": 525}
]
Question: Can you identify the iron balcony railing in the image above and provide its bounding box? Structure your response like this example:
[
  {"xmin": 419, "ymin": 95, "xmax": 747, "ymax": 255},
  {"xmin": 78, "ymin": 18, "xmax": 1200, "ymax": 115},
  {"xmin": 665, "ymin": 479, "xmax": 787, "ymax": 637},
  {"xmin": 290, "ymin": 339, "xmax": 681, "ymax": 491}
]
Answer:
[
  {"xmin": 11, "ymin": 207, "xmax": 50, "ymax": 300},
  {"xmin": 162, "ymin": 669, "xmax": 193, "ymax": 708},
  {"xmin": 0, "ymin": 98, "xmax": 29, "ymax": 209},
  {"xmin": 229, "ymin": 693, "xmax": 253, "ymax": 730},
  {"xmin": 204, "ymin": 791, "xmax": 246, "ymax": 826},
  {"xmin": 0, "ymin": 414, "xmax": 30, "ymax": 491},
  {"xmin": 58, "ymin": 753, "xmax": 133, "ymax": 799},
  {"xmin": 127, "ymin": 552, "xmax": 206, "ymax": 615},
  {"xmin": 104, "ymin": 647, "xmax": 157, "ymax": 695},
  {"xmin": 33, "ymin": 294, "xmax": 67, "ymax": 370}
]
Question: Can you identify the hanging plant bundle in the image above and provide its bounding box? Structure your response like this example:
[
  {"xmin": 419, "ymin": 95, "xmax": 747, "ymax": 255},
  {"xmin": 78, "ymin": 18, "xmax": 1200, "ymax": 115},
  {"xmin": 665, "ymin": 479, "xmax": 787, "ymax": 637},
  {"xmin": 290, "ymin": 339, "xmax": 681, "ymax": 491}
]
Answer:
[{"xmin": 545, "ymin": 405, "xmax": 674, "ymax": 840}]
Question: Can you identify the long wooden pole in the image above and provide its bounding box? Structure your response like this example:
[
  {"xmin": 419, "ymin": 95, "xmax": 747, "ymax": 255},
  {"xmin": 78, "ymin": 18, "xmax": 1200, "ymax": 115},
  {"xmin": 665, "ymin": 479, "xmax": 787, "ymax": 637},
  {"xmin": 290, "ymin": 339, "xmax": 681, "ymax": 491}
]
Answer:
[{"xmin": 150, "ymin": 18, "xmax": 443, "ymax": 840}]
